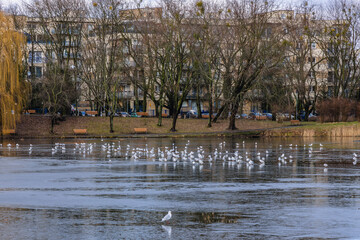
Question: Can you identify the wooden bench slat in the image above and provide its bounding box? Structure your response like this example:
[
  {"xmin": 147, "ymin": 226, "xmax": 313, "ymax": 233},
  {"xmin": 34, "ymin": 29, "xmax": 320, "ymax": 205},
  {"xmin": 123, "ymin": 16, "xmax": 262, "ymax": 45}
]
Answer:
[
  {"xmin": 73, "ymin": 129, "xmax": 87, "ymax": 134},
  {"xmin": 134, "ymin": 128, "xmax": 147, "ymax": 134},
  {"xmin": 256, "ymin": 116, "xmax": 267, "ymax": 120},
  {"xmin": 290, "ymin": 120, "xmax": 301, "ymax": 125},
  {"xmin": 85, "ymin": 111, "xmax": 97, "ymax": 116}
]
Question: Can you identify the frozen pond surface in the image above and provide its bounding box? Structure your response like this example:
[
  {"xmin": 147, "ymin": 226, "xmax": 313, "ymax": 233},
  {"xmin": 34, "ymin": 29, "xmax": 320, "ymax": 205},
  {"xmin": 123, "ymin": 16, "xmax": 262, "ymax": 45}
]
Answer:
[{"xmin": 0, "ymin": 137, "xmax": 360, "ymax": 239}]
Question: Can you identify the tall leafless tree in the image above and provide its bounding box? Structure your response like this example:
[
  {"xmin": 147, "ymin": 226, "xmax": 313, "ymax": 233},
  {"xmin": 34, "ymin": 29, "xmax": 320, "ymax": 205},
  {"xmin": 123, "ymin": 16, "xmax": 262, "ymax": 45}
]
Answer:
[{"xmin": 80, "ymin": 0, "xmax": 129, "ymax": 133}]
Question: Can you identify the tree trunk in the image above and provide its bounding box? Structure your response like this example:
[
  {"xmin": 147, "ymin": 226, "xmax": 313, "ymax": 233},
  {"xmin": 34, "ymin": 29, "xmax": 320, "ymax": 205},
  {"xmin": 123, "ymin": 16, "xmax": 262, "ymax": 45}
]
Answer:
[
  {"xmin": 154, "ymin": 101, "xmax": 159, "ymax": 117},
  {"xmin": 220, "ymin": 102, "xmax": 229, "ymax": 119},
  {"xmin": 228, "ymin": 98, "xmax": 240, "ymax": 130},
  {"xmin": 170, "ymin": 111, "xmax": 178, "ymax": 132},
  {"xmin": 109, "ymin": 114, "xmax": 114, "ymax": 133},
  {"xmin": 157, "ymin": 101, "xmax": 163, "ymax": 126},
  {"xmin": 143, "ymin": 93, "xmax": 147, "ymax": 112},
  {"xmin": 196, "ymin": 86, "xmax": 202, "ymax": 119},
  {"xmin": 134, "ymin": 86, "xmax": 139, "ymax": 112},
  {"xmin": 167, "ymin": 95, "xmax": 176, "ymax": 117},
  {"xmin": 212, "ymin": 104, "xmax": 225, "ymax": 123},
  {"xmin": 51, "ymin": 115, "xmax": 55, "ymax": 134},
  {"xmin": 221, "ymin": 71, "xmax": 231, "ymax": 119},
  {"xmin": 208, "ymin": 97, "xmax": 213, "ymax": 128},
  {"xmin": 304, "ymin": 105, "xmax": 310, "ymax": 122}
]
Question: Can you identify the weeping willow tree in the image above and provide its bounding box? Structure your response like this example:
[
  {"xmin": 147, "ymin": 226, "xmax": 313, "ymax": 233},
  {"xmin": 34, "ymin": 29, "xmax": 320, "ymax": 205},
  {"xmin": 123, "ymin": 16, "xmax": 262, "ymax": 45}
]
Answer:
[{"xmin": 0, "ymin": 12, "xmax": 27, "ymax": 134}]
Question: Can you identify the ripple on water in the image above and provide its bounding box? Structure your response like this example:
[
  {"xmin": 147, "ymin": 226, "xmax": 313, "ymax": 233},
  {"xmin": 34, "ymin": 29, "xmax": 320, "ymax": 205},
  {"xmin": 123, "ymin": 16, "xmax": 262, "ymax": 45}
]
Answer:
[{"xmin": 0, "ymin": 137, "xmax": 360, "ymax": 239}]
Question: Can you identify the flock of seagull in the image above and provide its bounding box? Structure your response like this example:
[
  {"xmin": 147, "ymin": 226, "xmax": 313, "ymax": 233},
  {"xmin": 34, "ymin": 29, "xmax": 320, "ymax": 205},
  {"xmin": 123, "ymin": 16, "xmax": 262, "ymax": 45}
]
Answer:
[
  {"xmin": 1, "ymin": 139, "xmax": 359, "ymax": 233},
  {"xmin": 1, "ymin": 140, "xmax": 359, "ymax": 169}
]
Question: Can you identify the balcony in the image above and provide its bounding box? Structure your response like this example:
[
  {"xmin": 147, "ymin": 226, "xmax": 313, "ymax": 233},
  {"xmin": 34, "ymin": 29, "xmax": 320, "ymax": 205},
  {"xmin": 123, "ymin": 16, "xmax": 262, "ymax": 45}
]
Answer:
[{"xmin": 117, "ymin": 91, "xmax": 134, "ymax": 98}]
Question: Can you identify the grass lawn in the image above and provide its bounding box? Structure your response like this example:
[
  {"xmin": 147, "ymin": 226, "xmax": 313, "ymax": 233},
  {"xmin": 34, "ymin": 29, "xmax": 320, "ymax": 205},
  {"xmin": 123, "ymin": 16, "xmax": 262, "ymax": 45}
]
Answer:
[{"xmin": 15, "ymin": 115, "xmax": 285, "ymax": 138}]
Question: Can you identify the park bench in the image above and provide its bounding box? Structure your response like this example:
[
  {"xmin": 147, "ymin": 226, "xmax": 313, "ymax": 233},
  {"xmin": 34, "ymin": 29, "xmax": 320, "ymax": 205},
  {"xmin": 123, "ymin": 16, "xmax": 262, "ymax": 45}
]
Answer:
[
  {"xmin": 161, "ymin": 113, "xmax": 169, "ymax": 118},
  {"xmin": 2, "ymin": 129, "xmax": 15, "ymax": 135},
  {"xmin": 134, "ymin": 128, "xmax": 148, "ymax": 134},
  {"xmin": 73, "ymin": 129, "xmax": 87, "ymax": 135},
  {"xmin": 290, "ymin": 120, "xmax": 301, "ymax": 126},
  {"xmin": 85, "ymin": 111, "xmax": 97, "ymax": 116},
  {"xmin": 136, "ymin": 112, "xmax": 149, "ymax": 117},
  {"xmin": 27, "ymin": 109, "xmax": 36, "ymax": 114},
  {"xmin": 256, "ymin": 116, "xmax": 267, "ymax": 120}
]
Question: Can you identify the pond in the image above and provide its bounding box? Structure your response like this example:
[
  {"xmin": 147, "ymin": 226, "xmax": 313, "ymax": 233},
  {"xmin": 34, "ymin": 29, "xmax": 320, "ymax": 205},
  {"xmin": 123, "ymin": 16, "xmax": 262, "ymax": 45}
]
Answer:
[{"xmin": 0, "ymin": 137, "xmax": 359, "ymax": 239}]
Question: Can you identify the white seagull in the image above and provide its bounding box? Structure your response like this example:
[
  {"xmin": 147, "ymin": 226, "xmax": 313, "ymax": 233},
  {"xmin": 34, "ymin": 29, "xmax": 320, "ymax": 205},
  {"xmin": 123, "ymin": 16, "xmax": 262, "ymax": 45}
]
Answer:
[{"xmin": 161, "ymin": 211, "xmax": 172, "ymax": 222}]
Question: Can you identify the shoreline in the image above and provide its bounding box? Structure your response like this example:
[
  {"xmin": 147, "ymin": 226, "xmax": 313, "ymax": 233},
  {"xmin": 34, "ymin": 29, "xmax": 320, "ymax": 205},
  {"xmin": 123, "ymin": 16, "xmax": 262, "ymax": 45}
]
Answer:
[{"xmin": 3, "ymin": 115, "xmax": 360, "ymax": 139}]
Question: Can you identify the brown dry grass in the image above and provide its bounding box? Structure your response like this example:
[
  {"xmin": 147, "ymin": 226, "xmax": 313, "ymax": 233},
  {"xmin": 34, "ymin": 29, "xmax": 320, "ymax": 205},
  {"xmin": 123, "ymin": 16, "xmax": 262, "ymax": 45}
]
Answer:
[{"xmin": 15, "ymin": 115, "xmax": 284, "ymax": 138}]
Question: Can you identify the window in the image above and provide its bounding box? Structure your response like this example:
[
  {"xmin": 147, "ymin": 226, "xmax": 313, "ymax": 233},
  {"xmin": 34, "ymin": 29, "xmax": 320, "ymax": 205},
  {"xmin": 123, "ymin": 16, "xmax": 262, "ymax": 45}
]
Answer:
[
  {"xmin": 35, "ymin": 67, "xmax": 42, "ymax": 77},
  {"xmin": 29, "ymin": 66, "xmax": 42, "ymax": 78},
  {"xmin": 281, "ymin": 13, "xmax": 286, "ymax": 19},
  {"xmin": 63, "ymin": 50, "xmax": 68, "ymax": 58},
  {"xmin": 328, "ymin": 71, "xmax": 334, "ymax": 82},
  {"xmin": 28, "ymin": 51, "xmax": 42, "ymax": 63},
  {"xmin": 308, "ymin": 57, "xmax": 316, "ymax": 63},
  {"xmin": 308, "ymin": 71, "xmax": 315, "ymax": 78},
  {"xmin": 27, "ymin": 23, "xmax": 36, "ymax": 30},
  {"xmin": 328, "ymin": 86, "xmax": 333, "ymax": 97},
  {"xmin": 311, "ymin": 42, "xmax": 316, "ymax": 49},
  {"xmin": 263, "ymin": 27, "xmax": 272, "ymax": 37}
]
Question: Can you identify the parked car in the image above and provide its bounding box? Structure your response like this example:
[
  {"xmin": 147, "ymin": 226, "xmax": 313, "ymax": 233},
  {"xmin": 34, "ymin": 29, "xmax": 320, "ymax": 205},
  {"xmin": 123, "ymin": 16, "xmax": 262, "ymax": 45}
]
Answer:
[
  {"xmin": 300, "ymin": 112, "xmax": 318, "ymax": 121},
  {"xmin": 131, "ymin": 112, "xmax": 140, "ymax": 118},
  {"xmin": 265, "ymin": 113, "xmax": 272, "ymax": 120},
  {"xmin": 283, "ymin": 113, "xmax": 294, "ymax": 120},
  {"xmin": 308, "ymin": 113, "xmax": 318, "ymax": 121},
  {"xmin": 120, "ymin": 112, "xmax": 130, "ymax": 117},
  {"xmin": 240, "ymin": 113, "xmax": 248, "ymax": 119},
  {"xmin": 186, "ymin": 110, "xmax": 197, "ymax": 118},
  {"xmin": 248, "ymin": 112, "xmax": 262, "ymax": 119}
]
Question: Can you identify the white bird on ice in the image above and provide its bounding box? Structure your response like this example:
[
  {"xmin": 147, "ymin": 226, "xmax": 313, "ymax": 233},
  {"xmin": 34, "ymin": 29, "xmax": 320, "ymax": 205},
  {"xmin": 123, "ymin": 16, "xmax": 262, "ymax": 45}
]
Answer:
[{"xmin": 161, "ymin": 211, "xmax": 172, "ymax": 222}]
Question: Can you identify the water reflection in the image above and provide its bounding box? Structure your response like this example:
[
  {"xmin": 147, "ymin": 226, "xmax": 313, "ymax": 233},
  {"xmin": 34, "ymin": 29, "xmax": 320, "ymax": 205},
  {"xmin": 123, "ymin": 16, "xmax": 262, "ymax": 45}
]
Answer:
[
  {"xmin": 161, "ymin": 225, "xmax": 172, "ymax": 237},
  {"xmin": 0, "ymin": 137, "xmax": 359, "ymax": 239}
]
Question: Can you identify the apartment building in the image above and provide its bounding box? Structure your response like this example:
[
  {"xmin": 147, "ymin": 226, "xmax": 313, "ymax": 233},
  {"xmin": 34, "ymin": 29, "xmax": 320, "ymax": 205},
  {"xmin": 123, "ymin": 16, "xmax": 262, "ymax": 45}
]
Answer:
[{"xmin": 19, "ymin": 7, "xmax": 350, "ymax": 116}]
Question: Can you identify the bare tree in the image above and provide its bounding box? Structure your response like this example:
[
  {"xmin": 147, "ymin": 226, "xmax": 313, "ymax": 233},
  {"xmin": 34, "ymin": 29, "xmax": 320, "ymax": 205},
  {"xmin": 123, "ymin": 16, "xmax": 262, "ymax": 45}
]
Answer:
[
  {"xmin": 25, "ymin": 0, "xmax": 85, "ymax": 133},
  {"xmin": 131, "ymin": 0, "xmax": 196, "ymax": 131},
  {"xmin": 282, "ymin": 2, "xmax": 327, "ymax": 121},
  {"xmin": 214, "ymin": 0, "xmax": 285, "ymax": 130},
  {"xmin": 80, "ymin": 0, "xmax": 129, "ymax": 133},
  {"xmin": 158, "ymin": 0, "xmax": 198, "ymax": 131},
  {"xmin": 190, "ymin": 0, "xmax": 223, "ymax": 127},
  {"xmin": 317, "ymin": 0, "xmax": 360, "ymax": 99}
]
